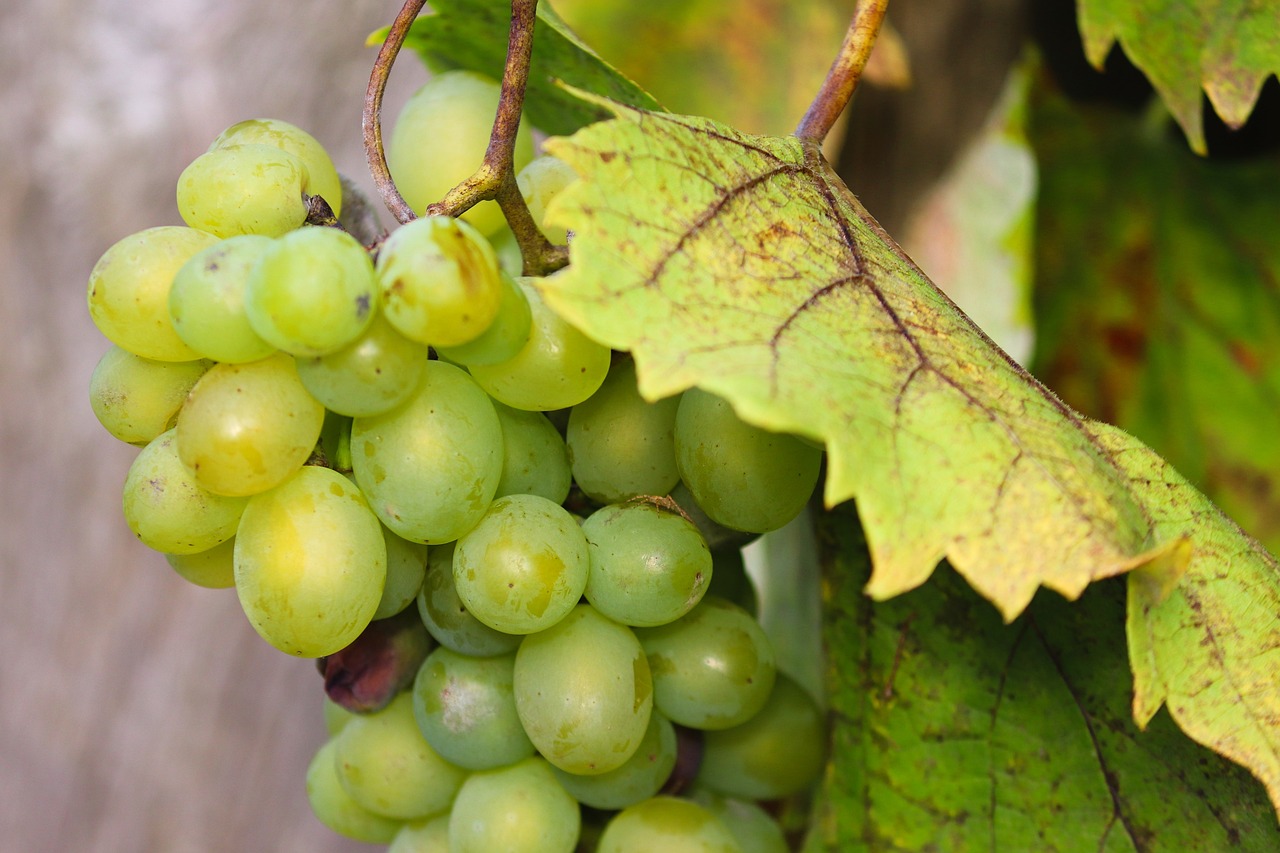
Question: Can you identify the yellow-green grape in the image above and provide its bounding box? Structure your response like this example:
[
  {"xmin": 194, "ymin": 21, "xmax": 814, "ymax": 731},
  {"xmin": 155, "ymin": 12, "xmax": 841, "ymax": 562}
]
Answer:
[
  {"xmin": 176, "ymin": 353, "xmax": 324, "ymax": 497},
  {"xmin": 245, "ymin": 227, "xmax": 378, "ymax": 356},
  {"xmin": 296, "ymin": 313, "xmax": 428, "ymax": 418},
  {"xmin": 168, "ymin": 234, "xmax": 277, "ymax": 363},
  {"xmin": 388, "ymin": 71, "xmax": 534, "ymax": 236},
  {"xmin": 448, "ymin": 756, "xmax": 580, "ymax": 853},
  {"xmin": 582, "ymin": 502, "xmax": 712, "ymax": 628},
  {"xmin": 674, "ymin": 389, "xmax": 822, "ymax": 533},
  {"xmin": 89, "ymin": 346, "xmax": 211, "ymax": 445},
  {"xmin": 552, "ymin": 711, "xmax": 677, "ymax": 810},
  {"xmin": 234, "ymin": 466, "xmax": 386, "ymax": 657},
  {"xmin": 517, "ymin": 155, "xmax": 578, "ymax": 244},
  {"xmin": 87, "ymin": 226, "xmax": 219, "ymax": 361},
  {"xmin": 164, "ymin": 536, "xmax": 236, "ymax": 589},
  {"xmin": 637, "ymin": 596, "xmax": 775, "ymax": 730},
  {"xmin": 374, "ymin": 527, "xmax": 428, "ymax": 621},
  {"xmin": 597, "ymin": 797, "xmax": 741, "ymax": 853},
  {"xmin": 470, "ymin": 279, "xmax": 610, "ymax": 411},
  {"xmin": 695, "ymin": 674, "xmax": 825, "ymax": 800},
  {"xmin": 122, "ymin": 429, "xmax": 248, "ymax": 554},
  {"xmin": 485, "ymin": 224, "xmax": 526, "ymax": 277},
  {"xmin": 323, "ymin": 696, "xmax": 356, "ymax": 736},
  {"xmin": 351, "ymin": 360, "xmax": 503, "ymax": 543},
  {"xmin": 176, "ymin": 143, "xmax": 309, "ymax": 238},
  {"xmin": 333, "ymin": 692, "xmax": 467, "ymax": 820},
  {"xmin": 492, "ymin": 402, "xmax": 571, "ymax": 503},
  {"xmin": 415, "ymin": 542, "xmax": 522, "ymax": 657},
  {"xmin": 412, "ymin": 648, "xmax": 534, "ymax": 770},
  {"xmin": 376, "ymin": 215, "xmax": 503, "ymax": 348},
  {"xmin": 567, "ymin": 359, "xmax": 681, "ymax": 504},
  {"xmin": 435, "ymin": 272, "xmax": 532, "ymax": 367},
  {"xmin": 514, "ymin": 604, "xmax": 653, "ymax": 775},
  {"xmin": 687, "ymin": 788, "xmax": 788, "ymax": 853},
  {"xmin": 452, "ymin": 495, "xmax": 589, "ymax": 635},
  {"xmin": 305, "ymin": 738, "xmax": 402, "ymax": 844},
  {"xmin": 388, "ymin": 813, "xmax": 450, "ymax": 853},
  {"xmin": 212, "ymin": 118, "xmax": 343, "ymax": 216}
]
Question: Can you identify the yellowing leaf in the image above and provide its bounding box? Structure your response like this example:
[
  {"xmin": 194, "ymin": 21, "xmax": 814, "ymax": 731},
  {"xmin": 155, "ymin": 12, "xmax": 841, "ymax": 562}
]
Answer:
[
  {"xmin": 543, "ymin": 98, "xmax": 1165, "ymax": 620},
  {"xmin": 1088, "ymin": 422, "xmax": 1280, "ymax": 813},
  {"xmin": 1077, "ymin": 0, "xmax": 1280, "ymax": 153}
]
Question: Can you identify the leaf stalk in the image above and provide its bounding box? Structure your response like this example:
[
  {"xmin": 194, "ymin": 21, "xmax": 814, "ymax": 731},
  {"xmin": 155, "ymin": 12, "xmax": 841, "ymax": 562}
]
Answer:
[{"xmin": 794, "ymin": 0, "xmax": 890, "ymax": 144}]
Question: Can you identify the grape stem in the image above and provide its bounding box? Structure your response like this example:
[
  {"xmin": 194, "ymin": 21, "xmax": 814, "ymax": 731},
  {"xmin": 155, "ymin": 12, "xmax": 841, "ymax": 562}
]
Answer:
[
  {"xmin": 793, "ymin": 0, "xmax": 890, "ymax": 144},
  {"xmin": 363, "ymin": 0, "xmax": 569, "ymax": 276}
]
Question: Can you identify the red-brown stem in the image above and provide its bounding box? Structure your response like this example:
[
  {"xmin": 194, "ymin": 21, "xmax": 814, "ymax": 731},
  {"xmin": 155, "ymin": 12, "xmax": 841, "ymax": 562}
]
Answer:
[
  {"xmin": 794, "ymin": 0, "xmax": 890, "ymax": 144},
  {"xmin": 363, "ymin": 0, "xmax": 426, "ymax": 225}
]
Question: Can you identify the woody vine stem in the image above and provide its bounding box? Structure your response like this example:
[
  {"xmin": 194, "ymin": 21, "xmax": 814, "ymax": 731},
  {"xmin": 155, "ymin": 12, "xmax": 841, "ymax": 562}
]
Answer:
[{"xmin": 362, "ymin": 0, "xmax": 887, "ymax": 271}]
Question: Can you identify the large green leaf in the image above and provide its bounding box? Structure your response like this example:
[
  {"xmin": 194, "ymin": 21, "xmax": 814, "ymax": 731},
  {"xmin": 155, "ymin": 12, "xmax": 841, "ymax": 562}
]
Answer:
[
  {"xmin": 1031, "ymin": 91, "xmax": 1280, "ymax": 556},
  {"xmin": 387, "ymin": 0, "xmax": 660, "ymax": 135},
  {"xmin": 1090, "ymin": 421, "xmax": 1280, "ymax": 818},
  {"xmin": 1077, "ymin": 0, "xmax": 1280, "ymax": 153},
  {"xmin": 541, "ymin": 96, "xmax": 1162, "ymax": 621},
  {"xmin": 811, "ymin": 507, "xmax": 1280, "ymax": 850}
]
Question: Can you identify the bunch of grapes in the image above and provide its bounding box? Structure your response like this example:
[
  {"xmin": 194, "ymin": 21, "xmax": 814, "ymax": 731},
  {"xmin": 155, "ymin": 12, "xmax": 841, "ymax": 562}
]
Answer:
[{"xmin": 87, "ymin": 70, "xmax": 827, "ymax": 852}]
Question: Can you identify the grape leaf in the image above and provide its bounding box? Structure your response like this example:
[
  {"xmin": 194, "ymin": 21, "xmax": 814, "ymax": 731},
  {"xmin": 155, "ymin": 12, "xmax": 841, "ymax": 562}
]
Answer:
[
  {"xmin": 1077, "ymin": 0, "xmax": 1280, "ymax": 154},
  {"xmin": 1032, "ymin": 91, "xmax": 1280, "ymax": 556},
  {"xmin": 1087, "ymin": 422, "xmax": 1280, "ymax": 817},
  {"xmin": 810, "ymin": 508, "xmax": 1280, "ymax": 850},
  {"xmin": 541, "ymin": 96, "xmax": 1166, "ymax": 621},
  {"xmin": 386, "ymin": 0, "xmax": 660, "ymax": 135}
]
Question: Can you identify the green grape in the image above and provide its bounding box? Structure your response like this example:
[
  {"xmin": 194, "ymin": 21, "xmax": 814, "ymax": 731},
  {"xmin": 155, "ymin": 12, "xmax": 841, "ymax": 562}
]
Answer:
[
  {"xmin": 687, "ymin": 788, "xmax": 788, "ymax": 853},
  {"xmin": 552, "ymin": 711, "xmax": 677, "ymax": 810},
  {"xmin": 164, "ymin": 536, "xmax": 236, "ymax": 589},
  {"xmin": 323, "ymin": 696, "xmax": 355, "ymax": 736},
  {"xmin": 695, "ymin": 673, "xmax": 825, "ymax": 800},
  {"xmin": 305, "ymin": 738, "xmax": 402, "ymax": 844},
  {"xmin": 492, "ymin": 402, "xmax": 571, "ymax": 503},
  {"xmin": 412, "ymin": 647, "xmax": 534, "ymax": 770},
  {"xmin": 517, "ymin": 155, "xmax": 578, "ymax": 245},
  {"xmin": 245, "ymin": 226, "xmax": 378, "ymax": 356},
  {"xmin": 176, "ymin": 143, "xmax": 310, "ymax": 238},
  {"xmin": 234, "ymin": 466, "xmax": 386, "ymax": 657},
  {"xmin": 388, "ymin": 70, "xmax": 534, "ymax": 236},
  {"xmin": 374, "ymin": 527, "xmax": 428, "ymax": 621},
  {"xmin": 582, "ymin": 502, "xmax": 712, "ymax": 627},
  {"xmin": 435, "ymin": 272, "xmax": 532, "ymax": 367},
  {"xmin": 567, "ymin": 359, "xmax": 681, "ymax": 504},
  {"xmin": 87, "ymin": 226, "xmax": 219, "ymax": 361},
  {"xmin": 89, "ymin": 346, "xmax": 211, "ymax": 445},
  {"xmin": 334, "ymin": 691, "xmax": 467, "ymax": 820},
  {"xmin": 484, "ymin": 223, "xmax": 526, "ymax": 277},
  {"xmin": 121, "ymin": 429, "xmax": 248, "ymax": 554},
  {"xmin": 351, "ymin": 360, "xmax": 503, "ymax": 543},
  {"xmin": 597, "ymin": 797, "xmax": 741, "ymax": 853},
  {"xmin": 176, "ymin": 353, "xmax": 324, "ymax": 497},
  {"xmin": 513, "ymin": 604, "xmax": 652, "ymax": 775},
  {"xmin": 376, "ymin": 215, "xmax": 503, "ymax": 347},
  {"xmin": 469, "ymin": 279, "xmax": 610, "ymax": 411},
  {"xmin": 674, "ymin": 389, "xmax": 822, "ymax": 533},
  {"xmin": 211, "ymin": 118, "xmax": 343, "ymax": 216},
  {"xmin": 637, "ymin": 596, "xmax": 775, "ymax": 730},
  {"xmin": 452, "ymin": 494, "xmax": 589, "ymax": 635},
  {"xmin": 448, "ymin": 756, "xmax": 580, "ymax": 853},
  {"xmin": 416, "ymin": 542, "xmax": 522, "ymax": 657},
  {"xmin": 297, "ymin": 312, "xmax": 428, "ymax": 418},
  {"xmin": 388, "ymin": 813, "xmax": 450, "ymax": 853},
  {"xmin": 168, "ymin": 234, "xmax": 277, "ymax": 363}
]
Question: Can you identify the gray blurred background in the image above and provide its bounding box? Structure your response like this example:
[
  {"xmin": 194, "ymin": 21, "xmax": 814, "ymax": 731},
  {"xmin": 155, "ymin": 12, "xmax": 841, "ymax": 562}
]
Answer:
[{"xmin": 0, "ymin": 0, "xmax": 1019, "ymax": 849}]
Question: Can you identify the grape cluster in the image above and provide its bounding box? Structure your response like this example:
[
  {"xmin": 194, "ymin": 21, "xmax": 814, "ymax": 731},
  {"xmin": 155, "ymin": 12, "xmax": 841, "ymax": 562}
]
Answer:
[{"xmin": 87, "ymin": 70, "xmax": 826, "ymax": 852}]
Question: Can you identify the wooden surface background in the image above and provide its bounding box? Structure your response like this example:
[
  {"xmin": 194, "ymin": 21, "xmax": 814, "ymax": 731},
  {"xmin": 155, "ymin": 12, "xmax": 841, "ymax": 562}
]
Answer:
[{"xmin": 0, "ymin": 0, "xmax": 1019, "ymax": 849}]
